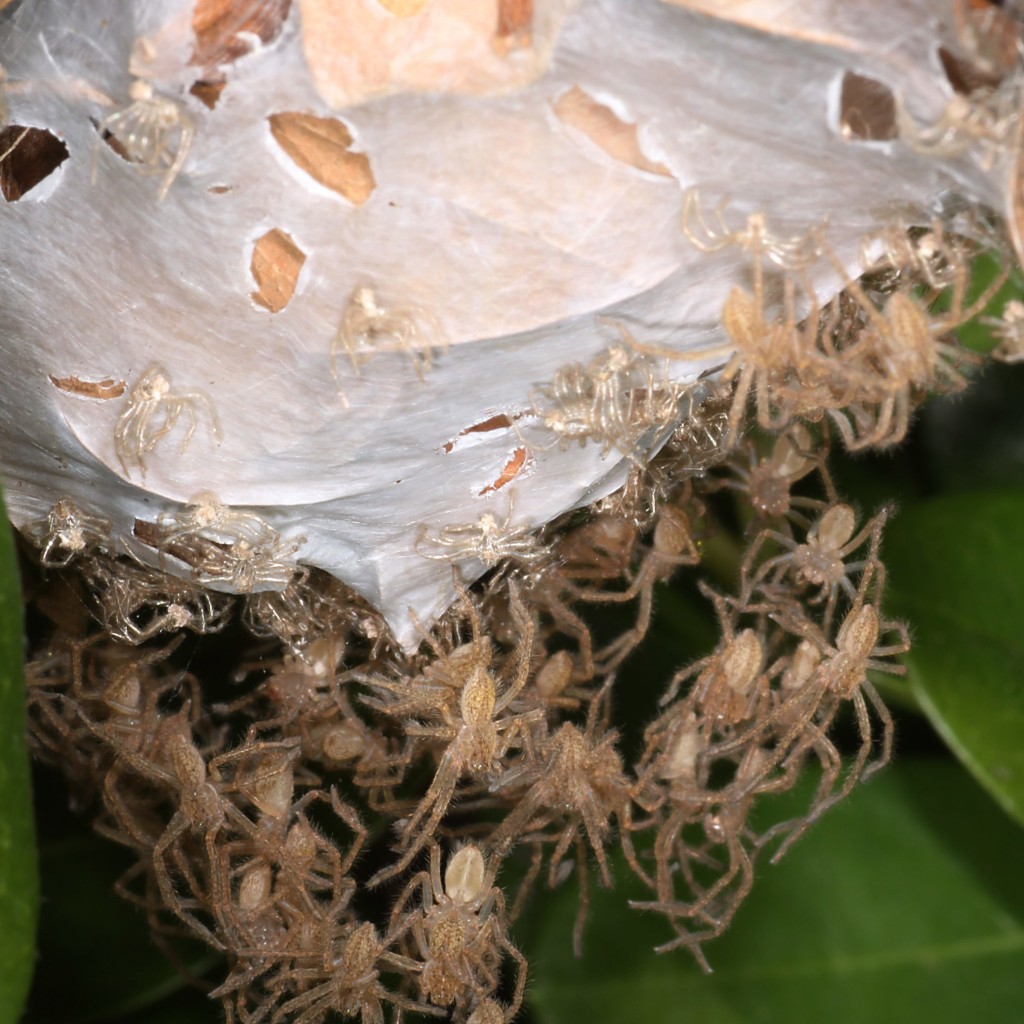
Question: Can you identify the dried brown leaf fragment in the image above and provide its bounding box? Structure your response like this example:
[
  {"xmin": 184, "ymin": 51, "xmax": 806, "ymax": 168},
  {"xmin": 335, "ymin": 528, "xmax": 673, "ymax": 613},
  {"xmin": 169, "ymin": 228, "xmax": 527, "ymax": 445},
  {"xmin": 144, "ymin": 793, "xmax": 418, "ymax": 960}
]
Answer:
[
  {"xmin": 268, "ymin": 111, "xmax": 375, "ymax": 204},
  {"xmin": 553, "ymin": 86, "xmax": 672, "ymax": 177},
  {"xmin": 250, "ymin": 228, "xmax": 306, "ymax": 313},
  {"xmin": 48, "ymin": 375, "xmax": 127, "ymax": 400},
  {"xmin": 192, "ymin": 0, "xmax": 292, "ymax": 69}
]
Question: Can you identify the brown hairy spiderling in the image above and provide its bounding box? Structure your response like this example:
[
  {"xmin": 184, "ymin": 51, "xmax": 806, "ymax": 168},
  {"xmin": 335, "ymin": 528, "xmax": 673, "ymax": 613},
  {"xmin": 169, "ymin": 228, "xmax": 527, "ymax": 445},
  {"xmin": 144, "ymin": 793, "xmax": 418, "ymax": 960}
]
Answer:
[
  {"xmin": 389, "ymin": 844, "xmax": 527, "ymax": 1017},
  {"xmin": 586, "ymin": 497, "xmax": 702, "ymax": 672},
  {"xmin": 22, "ymin": 353, "xmax": 922, "ymax": 1000},
  {"xmin": 363, "ymin": 583, "xmax": 540, "ymax": 887},
  {"xmin": 487, "ymin": 690, "xmax": 639, "ymax": 955},
  {"xmin": 255, "ymin": 919, "xmax": 440, "ymax": 1024},
  {"xmin": 720, "ymin": 423, "xmax": 837, "ymax": 527},
  {"xmin": 739, "ymin": 501, "xmax": 892, "ymax": 630}
]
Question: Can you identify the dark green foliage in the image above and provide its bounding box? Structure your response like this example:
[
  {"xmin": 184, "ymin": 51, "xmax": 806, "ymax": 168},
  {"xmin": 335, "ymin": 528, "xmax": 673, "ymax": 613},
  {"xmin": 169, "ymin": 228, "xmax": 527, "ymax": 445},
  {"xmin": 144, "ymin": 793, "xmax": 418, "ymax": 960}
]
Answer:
[{"xmin": 0, "ymin": 484, "xmax": 38, "ymax": 1024}]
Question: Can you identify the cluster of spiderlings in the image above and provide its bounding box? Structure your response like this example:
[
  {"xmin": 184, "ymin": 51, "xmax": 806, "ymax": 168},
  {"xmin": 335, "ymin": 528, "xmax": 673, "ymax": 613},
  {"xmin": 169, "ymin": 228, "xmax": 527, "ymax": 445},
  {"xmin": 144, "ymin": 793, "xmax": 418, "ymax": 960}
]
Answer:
[
  {"xmin": 19, "ymin": 201, "xmax": 1022, "ymax": 1017},
  {"xmin": 626, "ymin": 442, "xmax": 908, "ymax": 963},
  {"xmin": 622, "ymin": 190, "xmax": 1013, "ymax": 457}
]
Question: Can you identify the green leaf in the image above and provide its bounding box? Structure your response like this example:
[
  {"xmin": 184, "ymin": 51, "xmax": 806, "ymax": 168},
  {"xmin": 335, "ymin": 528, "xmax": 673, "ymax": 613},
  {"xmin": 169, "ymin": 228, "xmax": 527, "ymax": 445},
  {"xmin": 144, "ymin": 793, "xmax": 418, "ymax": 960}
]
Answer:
[
  {"xmin": 884, "ymin": 492, "xmax": 1024, "ymax": 827},
  {"xmin": 0, "ymin": 483, "xmax": 38, "ymax": 1024},
  {"xmin": 525, "ymin": 760, "xmax": 1024, "ymax": 1024},
  {"xmin": 25, "ymin": 831, "xmax": 221, "ymax": 1024}
]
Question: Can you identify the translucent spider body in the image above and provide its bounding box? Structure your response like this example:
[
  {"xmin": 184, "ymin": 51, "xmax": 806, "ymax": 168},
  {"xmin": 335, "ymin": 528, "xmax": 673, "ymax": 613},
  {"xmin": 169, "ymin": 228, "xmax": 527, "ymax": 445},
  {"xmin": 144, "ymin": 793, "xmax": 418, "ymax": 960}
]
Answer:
[
  {"xmin": 195, "ymin": 534, "xmax": 305, "ymax": 594},
  {"xmin": 242, "ymin": 572, "xmax": 384, "ymax": 650},
  {"xmin": 332, "ymin": 286, "xmax": 445, "ymax": 405},
  {"xmin": 156, "ymin": 492, "xmax": 280, "ymax": 550},
  {"xmin": 366, "ymin": 585, "xmax": 538, "ymax": 886},
  {"xmin": 530, "ymin": 341, "xmax": 682, "ymax": 463},
  {"xmin": 242, "ymin": 580, "xmax": 330, "ymax": 645},
  {"xmin": 37, "ymin": 498, "xmax": 111, "ymax": 567},
  {"xmin": 896, "ymin": 84, "xmax": 1017, "ymax": 169},
  {"xmin": 389, "ymin": 845, "xmax": 526, "ymax": 1016},
  {"xmin": 93, "ymin": 78, "xmax": 194, "ymax": 200},
  {"xmin": 417, "ymin": 499, "xmax": 548, "ymax": 569},
  {"xmin": 115, "ymin": 365, "xmax": 221, "ymax": 477},
  {"xmin": 662, "ymin": 383, "xmax": 735, "ymax": 475},
  {"xmin": 83, "ymin": 551, "xmax": 232, "ymax": 644},
  {"xmin": 680, "ymin": 188, "xmax": 825, "ymax": 269}
]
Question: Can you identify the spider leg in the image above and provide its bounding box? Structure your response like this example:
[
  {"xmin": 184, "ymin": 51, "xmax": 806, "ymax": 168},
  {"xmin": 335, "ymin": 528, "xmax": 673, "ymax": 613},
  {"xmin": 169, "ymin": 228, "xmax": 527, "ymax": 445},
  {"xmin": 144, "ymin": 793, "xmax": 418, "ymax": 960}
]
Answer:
[
  {"xmin": 152, "ymin": 811, "xmax": 225, "ymax": 950},
  {"xmin": 869, "ymin": 393, "xmax": 897, "ymax": 449},
  {"xmin": 619, "ymin": 800, "xmax": 655, "ymax": 889},
  {"xmin": 141, "ymin": 401, "xmax": 183, "ymax": 456},
  {"xmin": 659, "ymin": 655, "xmax": 712, "ymax": 708},
  {"xmin": 769, "ymin": 695, "xmax": 869, "ymax": 865},
  {"xmin": 158, "ymin": 119, "xmax": 193, "ymax": 200},
  {"xmin": 722, "ymin": 362, "xmax": 755, "ymax": 448},
  {"xmin": 369, "ymin": 748, "xmax": 463, "ymax": 886},
  {"xmin": 571, "ymin": 833, "xmax": 590, "ymax": 956},
  {"xmin": 861, "ymin": 680, "xmax": 895, "ymax": 780},
  {"xmin": 826, "ymin": 404, "xmax": 859, "ymax": 450}
]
